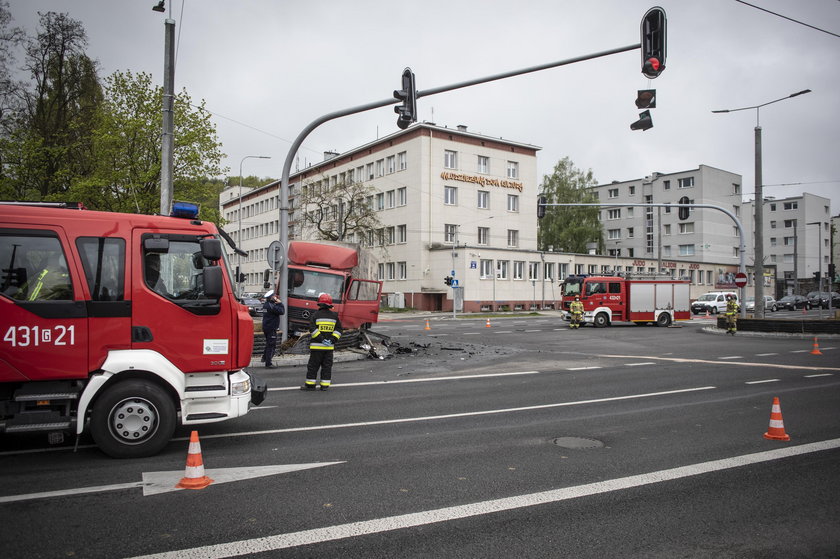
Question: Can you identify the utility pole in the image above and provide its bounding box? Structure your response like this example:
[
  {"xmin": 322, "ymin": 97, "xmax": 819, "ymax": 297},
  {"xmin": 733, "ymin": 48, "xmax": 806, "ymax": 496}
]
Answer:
[{"xmin": 159, "ymin": 12, "xmax": 175, "ymax": 216}]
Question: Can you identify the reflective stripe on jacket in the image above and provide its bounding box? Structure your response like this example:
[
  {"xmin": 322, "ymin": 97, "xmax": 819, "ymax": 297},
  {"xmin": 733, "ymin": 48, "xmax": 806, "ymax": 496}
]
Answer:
[{"xmin": 309, "ymin": 307, "xmax": 342, "ymax": 351}]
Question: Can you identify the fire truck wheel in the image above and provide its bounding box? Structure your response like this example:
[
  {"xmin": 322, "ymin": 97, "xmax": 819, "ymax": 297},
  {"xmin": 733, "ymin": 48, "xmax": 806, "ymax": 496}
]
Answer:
[
  {"xmin": 656, "ymin": 312, "xmax": 672, "ymax": 327},
  {"xmin": 90, "ymin": 380, "xmax": 177, "ymax": 459},
  {"xmin": 593, "ymin": 313, "xmax": 609, "ymax": 328}
]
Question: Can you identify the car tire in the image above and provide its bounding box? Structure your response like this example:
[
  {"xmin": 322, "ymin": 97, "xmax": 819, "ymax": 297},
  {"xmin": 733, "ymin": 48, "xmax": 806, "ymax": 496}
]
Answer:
[
  {"xmin": 711, "ymin": 307, "xmax": 718, "ymax": 314},
  {"xmin": 770, "ymin": 304, "xmax": 776, "ymax": 312},
  {"xmin": 656, "ymin": 312, "xmax": 672, "ymax": 327}
]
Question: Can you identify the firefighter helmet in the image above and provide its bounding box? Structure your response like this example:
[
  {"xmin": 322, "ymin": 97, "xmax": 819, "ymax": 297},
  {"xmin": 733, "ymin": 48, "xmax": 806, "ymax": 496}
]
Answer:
[{"xmin": 318, "ymin": 293, "xmax": 333, "ymax": 306}]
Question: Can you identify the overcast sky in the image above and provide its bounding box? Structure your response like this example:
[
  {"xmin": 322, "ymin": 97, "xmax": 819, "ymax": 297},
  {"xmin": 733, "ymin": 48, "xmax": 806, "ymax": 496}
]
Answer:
[{"xmin": 8, "ymin": 0, "xmax": 840, "ymax": 211}]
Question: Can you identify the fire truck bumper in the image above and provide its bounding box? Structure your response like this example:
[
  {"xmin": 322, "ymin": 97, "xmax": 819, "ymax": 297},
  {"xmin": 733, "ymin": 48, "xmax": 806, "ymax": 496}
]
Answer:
[{"xmin": 247, "ymin": 372, "xmax": 268, "ymax": 406}]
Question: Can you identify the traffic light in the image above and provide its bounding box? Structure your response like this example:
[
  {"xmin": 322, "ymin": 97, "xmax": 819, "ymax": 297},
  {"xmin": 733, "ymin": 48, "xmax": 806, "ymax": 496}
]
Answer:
[
  {"xmin": 630, "ymin": 110, "xmax": 653, "ymax": 131},
  {"xmin": 444, "ymin": 275, "xmax": 453, "ymax": 286},
  {"xmin": 263, "ymin": 268, "xmax": 271, "ymax": 289},
  {"xmin": 394, "ymin": 68, "xmax": 417, "ymax": 130},
  {"xmin": 537, "ymin": 195, "xmax": 547, "ymax": 219},
  {"xmin": 829, "ymin": 263, "xmax": 836, "ymax": 281},
  {"xmin": 235, "ymin": 266, "xmax": 245, "ymax": 283},
  {"xmin": 635, "ymin": 89, "xmax": 656, "ymax": 109},
  {"xmin": 641, "ymin": 7, "xmax": 667, "ymax": 79},
  {"xmin": 678, "ymin": 196, "xmax": 690, "ymax": 220},
  {"xmin": 813, "ymin": 271, "xmax": 821, "ymax": 283}
]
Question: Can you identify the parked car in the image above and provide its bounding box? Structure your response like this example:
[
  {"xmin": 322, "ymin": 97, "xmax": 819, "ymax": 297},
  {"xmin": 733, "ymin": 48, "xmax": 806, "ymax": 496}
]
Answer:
[
  {"xmin": 745, "ymin": 295, "xmax": 777, "ymax": 313},
  {"xmin": 806, "ymin": 291, "xmax": 840, "ymax": 309},
  {"xmin": 690, "ymin": 291, "xmax": 737, "ymax": 315},
  {"xmin": 776, "ymin": 294, "xmax": 810, "ymax": 311},
  {"xmin": 239, "ymin": 296, "xmax": 264, "ymax": 317}
]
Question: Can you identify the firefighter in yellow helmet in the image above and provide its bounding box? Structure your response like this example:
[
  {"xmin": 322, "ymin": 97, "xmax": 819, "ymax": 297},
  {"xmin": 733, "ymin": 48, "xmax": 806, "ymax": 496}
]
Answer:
[
  {"xmin": 725, "ymin": 294, "xmax": 739, "ymax": 335},
  {"xmin": 569, "ymin": 295, "xmax": 584, "ymax": 329}
]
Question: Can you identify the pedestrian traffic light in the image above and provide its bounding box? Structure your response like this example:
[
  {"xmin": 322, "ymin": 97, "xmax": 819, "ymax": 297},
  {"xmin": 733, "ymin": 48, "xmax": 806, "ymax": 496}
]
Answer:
[
  {"xmin": 444, "ymin": 275, "xmax": 453, "ymax": 286},
  {"xmin": 630, "ymin": 110, "xmax": 653, "ymax": 131},
  {"xmin": 635, "ymin": 89, "xmax": 656, "ymax": 109},
  {"xmin": 678, "ymin": 196, "xmax": 690, "ymax": 220},
  {"xmin": 537, "ymin": 195, "xmax": 547, "ymax": 219},
  {"xmin": 640, "ymin": 7, "xmax": 667, "ymax": 79},
  {"xmin": 394, "ymin": 68, "xmax": 417, "ymax": 130}
]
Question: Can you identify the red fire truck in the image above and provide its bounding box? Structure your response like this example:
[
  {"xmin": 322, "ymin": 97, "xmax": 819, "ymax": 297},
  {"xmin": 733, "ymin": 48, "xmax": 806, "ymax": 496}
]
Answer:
[
  {"xmin": 0, "ymin": 202, "xmax": 266, "ymax": 458},
  {"xmin": 285, "ymin": 241, "xmax": 382, "ymax": 335},
  {"xmin": 560, "ymin": 275, "xmax": 690, "ymax": 327}
]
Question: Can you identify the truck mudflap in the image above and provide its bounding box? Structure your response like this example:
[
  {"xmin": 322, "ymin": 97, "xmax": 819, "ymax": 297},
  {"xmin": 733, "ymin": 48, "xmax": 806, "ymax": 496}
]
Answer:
[{"xmin": 248, "ymin": 372, "xmax": 267, "ymax": 406}]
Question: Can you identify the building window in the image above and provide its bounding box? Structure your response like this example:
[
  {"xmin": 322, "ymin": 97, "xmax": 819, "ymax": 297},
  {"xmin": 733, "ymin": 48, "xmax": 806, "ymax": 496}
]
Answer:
[
  {"xmin": 386, "ymin": 227, "xmax": 395, "ymax": 245},
  {"xmin": 507, "ymin": 161, "xmax": 519, "ymax": 179},
  {"xmin": 398, "ymin": 151, "xmax": 407, "ymax": 171},
  {"xmin": 608, "ymin": 228, "xmax": 621, "ymax": 240},
  {"xmin": 769, "ymin": 203, "xmax": 776, "ymax": 211},
  {"xmin": 386, "ymin": 190, "xmax": 395, "ymax": 208},
  {"xmin": 376, "ymin": 159, "xmax": 385, "ymax": 177},
  {"xmin": 545, "ymin": 262, "xmax": 555, "ymax": 280},
  {"xmin": 663, "ymin": 180, "xmax": 671, "ymax": 190},
  {"xmin": 444, "ymin": 186, "xmax": 458, "ymax": 205},
  {"xmin": 444, "ymin": 224, "xmax": 457, "ymax": 243},
  {"xmin": 770, "ymin": 237, "xmax": 777, "ymax": 247},
  {"xmin": 784, "ymin": 219, "xmax": 795, "ymax": 228},
  {"xmin": 770, "ymin": 220, "xmax": 777, "ymax": 229},
  {"xmin": 627, "ymin": 227, "xmax": 635, "ymax": 238},
  {"xmin": 398, "ymin": 262, "xmax": 407, "ymax": 280},
  {"xmin": 607, "ymin": 208, "xmax": 621, "ymax": 220},
  {"xmin": 386, "ymin": 155, "xmax": 396, "ymax": 174},
  {"xmin": 477, "ymin": 190, "xmax": 489, "ymax": 209},
  {"xmin": 386, "ymin": 262, "xmax": 395, "ymax": 280},
  {"xmin": 528, "ymin": 262, "xmax": 539, "ymax": 280},
  {"xmin": 480, "ymin": 259, "xmax": 493, "ymax": 279},
  {"xmin": 663, "ymin": 245, "xmax": 671, "ymax": 257},
  {"xmin": 376, "ymin": 193, "xmax": 385, "ymax": 210},
  {"xmin": 377, "ymin": 263, "xmax": 384, "ymax": 280},
  {"xmin": 733, "ymin": 183, "xmax": 741, "ymax": 195},
  {"xmin": 629, "ymin": 185, "xmax": 636, "ymax": 195},
  {"xmin": 664, "ymin": 224, "xmax": 671, "ymax": 235},
  {"xmin": 783, "ymin": 236, "xmax": 794, "ymax": 246},
  {"xmin": 496, "ymin": 260, "xmax": 509, "ymax": 280},
  {"xmin": 397, "ymin": 187, "xmax": 407, "ymax": 206},
  {"xmin": 678, "ymin": 177, "xmax": 694, "ymax": 188},
  {"xmin": 477, "ymin": 155, "xmax": 489, "ymax": 174},
  {"xmin": 608, "ymin": 188, "xmax": 619, "ymax": 198},
  {"xmin": 477, "ymin": 227, "xmax": 489, "ymax": 245},
  {"xmin": 678, "ymin": 244, "xmax": 695, "ymax": 256},
  {"xmin": 507, "ymin": 229, "xmax": 519, "ymax": 247},
  {"xmin": 507, "ymin": 194, "xmax": 519, "ymax": 212},
  {"xmin": 366, "ymin": 163, "xmax": 374, "ymax": 180},
  {"xmin": 679, "ymin": 222, "xmax": 694, "ymax": 234},
  {"xmin": 397, "ymin": 224, "xmax": 407, "ymax": 243},
  {"xmin": 444, "ymin": 150, "xmax": 457, "ymax": 169},
  {"xmin": 783, "ymin": 201, "xmax": 798, "ymax": 210},
  {"xmin": 627, "ymin": 207, "xmax": 634, "ymax": 218},
  {"xmin": 513, "ymin": 261, "xmax": 525, "ymax": 280}
]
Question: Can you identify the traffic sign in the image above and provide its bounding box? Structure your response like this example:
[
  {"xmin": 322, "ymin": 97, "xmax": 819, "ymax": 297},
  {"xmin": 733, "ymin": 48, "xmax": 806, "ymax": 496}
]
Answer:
[
  {"xmin": 267, "ymin": 241, "xmax": 284, "ymax": 270},
  {"xmin": 734, "ymin": 272, "xmax": 747, "ymax": 287}
]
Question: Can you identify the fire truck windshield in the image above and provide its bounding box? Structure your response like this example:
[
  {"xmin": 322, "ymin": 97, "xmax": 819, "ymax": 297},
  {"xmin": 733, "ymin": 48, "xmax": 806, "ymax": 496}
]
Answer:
[{"xmin": 562, "ymin": 278, "xmax": 582, "ymax": 297}]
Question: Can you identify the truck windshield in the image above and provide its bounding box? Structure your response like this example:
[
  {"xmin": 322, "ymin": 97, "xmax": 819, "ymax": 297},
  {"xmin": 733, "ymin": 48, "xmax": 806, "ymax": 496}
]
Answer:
[
  {"xmin": 562, "ymin": 278, "xmax": 582, "ymax": 297},
  {"xmin": 288, "ymin": 269, "xmax": 344, "ymax": 303}
]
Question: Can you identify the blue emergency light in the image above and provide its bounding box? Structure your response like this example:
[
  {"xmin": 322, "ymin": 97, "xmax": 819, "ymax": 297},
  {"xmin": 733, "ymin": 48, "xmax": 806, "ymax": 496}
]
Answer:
[{"xmin": 170, "ymin": 201, "xmax": 200, "ymax": 219}]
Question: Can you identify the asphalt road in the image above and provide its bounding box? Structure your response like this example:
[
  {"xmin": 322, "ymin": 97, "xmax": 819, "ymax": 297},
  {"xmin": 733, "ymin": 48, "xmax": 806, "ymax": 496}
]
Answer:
[{"xmin": 1, "ymin": 313, "xmax": 839, "ymax": 558}]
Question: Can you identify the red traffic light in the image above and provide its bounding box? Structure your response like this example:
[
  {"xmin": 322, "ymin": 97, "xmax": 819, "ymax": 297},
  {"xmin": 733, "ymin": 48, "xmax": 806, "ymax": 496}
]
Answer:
[{"xmin": 646, "ymin": 58, "xmax": 660, "ymax": 71}]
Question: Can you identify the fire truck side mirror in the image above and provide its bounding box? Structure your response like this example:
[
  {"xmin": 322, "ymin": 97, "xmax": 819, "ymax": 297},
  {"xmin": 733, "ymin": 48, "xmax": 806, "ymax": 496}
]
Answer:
[
  {"xmin": 200, "ymin": 238, "xmax": 222, "ymax": 261},
  {"xmin": 203, "ymin": 266, "xmax": 223, "ymax": 299}
]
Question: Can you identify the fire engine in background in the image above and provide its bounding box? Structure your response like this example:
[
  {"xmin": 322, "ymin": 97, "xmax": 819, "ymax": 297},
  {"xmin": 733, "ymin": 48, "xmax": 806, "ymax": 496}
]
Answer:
[
  {"xmin": 560, "ymin": 274, "xmax": 690, "ymax": 327},
  {"xmin": 0, "ymin": 202, "xmax": 266, "ymax": 458},
  {"xmin": 284, "ymin": 241, "xmax": 382, "ymax": 335}
]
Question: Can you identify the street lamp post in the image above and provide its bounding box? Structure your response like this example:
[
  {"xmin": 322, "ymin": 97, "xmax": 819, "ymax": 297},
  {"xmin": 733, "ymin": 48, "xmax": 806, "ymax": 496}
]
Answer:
[
  {"xmin": 807, "ymin": 221, "xmax": 824, "ymax": 319},
  {"xmin": 238, "ymin": 155, "xmax": 271, "ymax": 298},
  {"xmin": 712, "ymin": 89, "xmax": 811, "ymax": 318}
]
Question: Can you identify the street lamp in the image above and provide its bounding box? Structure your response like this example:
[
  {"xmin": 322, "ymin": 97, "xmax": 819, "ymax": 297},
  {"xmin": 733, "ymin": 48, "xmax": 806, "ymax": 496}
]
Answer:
[
  {"xmin": 712, "ymin": 89, "xmax": 811, "ymax": 319},
  {"xmin": 153, "ymin": 1, "xmax": 175, "ymax": 215},
  {"xmin": 238, "ymin": 155, "xmax": 271, "ymax": 298}
]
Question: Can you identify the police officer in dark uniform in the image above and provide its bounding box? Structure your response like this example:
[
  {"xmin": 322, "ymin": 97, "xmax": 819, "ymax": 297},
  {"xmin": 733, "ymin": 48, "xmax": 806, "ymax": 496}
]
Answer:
[
  {"xmin": 302, "ymin": 293, "xmax": 342, "ymax": 390},
  {"xmin": 261, "ymin": 290, "xmax": 285, "ymax": 367}
]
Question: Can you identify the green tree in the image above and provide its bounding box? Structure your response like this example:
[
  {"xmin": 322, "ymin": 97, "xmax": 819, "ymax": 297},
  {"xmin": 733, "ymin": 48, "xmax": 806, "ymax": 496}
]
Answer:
[
  {"xmin": 537, "ymin": 157, "xmax": 603, "ymax": 253},
  {"xmin": 67, "ymin": 70, "xmax": 225, "ymax": 220}
]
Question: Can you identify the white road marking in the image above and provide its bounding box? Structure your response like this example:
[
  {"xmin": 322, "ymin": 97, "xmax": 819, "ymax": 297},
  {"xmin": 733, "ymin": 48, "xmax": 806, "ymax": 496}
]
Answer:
[
  {"xmin": 269, "ymin": 371, "xmax": 541, "ymax": 391},
  {"xmin": 493, "ymin": 330, "xmax": 513, "ymax": 334},
  {"xmin": 524, "ymin": 329, "xmax": 542, "ymax": 332},
  {"xmin": 745, "ymin": 379, "xmax": 780, "ymax": 385},
  {"xmin": 128, "ymin": 439, "xmax": 840, "ymax": 559},
  {"xmin": 755, "ymin": 353, "xmax": 778, "ymax": 356},
  {"xmin": 567, "ymin": 366, "xmax": 601, "ymax": 371},
  {"xmin": 804, "ymin": 373, "xmax": 834, "ymax": 378},
  {"xmin": 592, "ymin": 353, "xmax": 840, "ymax": 372},
  {"xmin": 463, "ymin": 332, "xmax": 480, "ymax": 335},
  {"xmin": 625, "ymin": 362, "xmax": 655, "ymax": 367},
  {"xmin": 719, "ymin": 356, "xmax": 743, "ymax": 360},
  {"xmin": 197, "ymin": 386, "xmax": 716, "ymax": 441},
  {"xmin": 790, "ymin": 350, "xmax": 810, "ymax": 353},
  {"xmin": 0, "ymin": 463, "xmax": 344, "ymax": 503}
]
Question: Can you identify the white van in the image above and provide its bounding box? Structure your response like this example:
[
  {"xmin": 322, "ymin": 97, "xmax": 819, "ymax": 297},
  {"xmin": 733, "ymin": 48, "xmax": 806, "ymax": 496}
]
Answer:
[{"xmin": 690, "ymin": 291, "xmax": 737, "ymax": 315}]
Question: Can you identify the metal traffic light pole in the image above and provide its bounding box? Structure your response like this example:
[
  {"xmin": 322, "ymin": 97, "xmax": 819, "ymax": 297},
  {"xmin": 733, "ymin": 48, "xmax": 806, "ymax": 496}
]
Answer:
[
  {"xmin": 538, "ymin": 201, "xmax": 749, "ymax": 318},
  {"xmin": 275, "ymin": 43, "xmax": 644, "ymax": 341}
]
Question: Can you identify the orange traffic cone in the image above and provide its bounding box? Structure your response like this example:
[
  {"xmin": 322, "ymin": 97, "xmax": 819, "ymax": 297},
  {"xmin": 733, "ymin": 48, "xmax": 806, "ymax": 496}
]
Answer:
[
  {"xmin": 176, "ymin": 430, "xmax": 214, "ymax": 489},
  {"xmin": 485, "ymin": 317, "xmax": 492, "ymax": 328},
  {"xmin": 810, "ymin": 337, "xmax": 822, "ymax": 355},
  {"xmin": 705, "ymin": 309, "xmax": 710, "ymax": 318},
  {"xmin": 424, "ymin": 319, "xmax": 431, "ymax": 331},
  {"xmin": 763, "ymin": 397, "xmax": 791, "ymax": 441}
]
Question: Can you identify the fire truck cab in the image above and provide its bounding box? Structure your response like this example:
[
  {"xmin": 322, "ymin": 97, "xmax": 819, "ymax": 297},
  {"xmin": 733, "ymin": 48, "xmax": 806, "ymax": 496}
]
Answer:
[
  {"xmin": 561, "ymin": 274, "xmax": 690, "ymax": 328},
  {"xmin": 0, "ymin": 202, "xmax": 266, "ymax": 457}
]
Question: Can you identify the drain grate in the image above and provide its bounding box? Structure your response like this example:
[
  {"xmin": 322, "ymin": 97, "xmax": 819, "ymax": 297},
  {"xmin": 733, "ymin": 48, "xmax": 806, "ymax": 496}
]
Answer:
[{"xmin": 552, "ymin": 437, "xmax": 604, "ymax": 449}]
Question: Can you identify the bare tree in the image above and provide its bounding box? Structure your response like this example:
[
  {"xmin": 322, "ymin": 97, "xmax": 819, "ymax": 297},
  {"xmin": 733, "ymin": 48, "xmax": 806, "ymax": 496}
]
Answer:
[{"xmin": 296, "ymin": 176, "xmax": 383, "ymax": 243}]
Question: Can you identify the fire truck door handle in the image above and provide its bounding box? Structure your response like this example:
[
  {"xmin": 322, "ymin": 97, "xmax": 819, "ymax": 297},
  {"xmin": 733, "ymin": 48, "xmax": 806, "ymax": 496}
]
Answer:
[{"xmin": 132, "ymin": 326, "xmax": 154, "ymax": 343}]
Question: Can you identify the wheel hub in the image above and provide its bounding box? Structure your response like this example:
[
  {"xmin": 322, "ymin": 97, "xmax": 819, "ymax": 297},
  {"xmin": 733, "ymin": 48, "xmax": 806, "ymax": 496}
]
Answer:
[{"xmin": 109, "ymin": 397, "xmax": 158, "ymax": 443}]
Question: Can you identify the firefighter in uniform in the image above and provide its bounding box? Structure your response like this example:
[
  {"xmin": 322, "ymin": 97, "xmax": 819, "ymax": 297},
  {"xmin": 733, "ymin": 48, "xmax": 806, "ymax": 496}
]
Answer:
[
  {"xmin": 302, "ymin": 293, "xmax": 342, "ymax": 391},
  {"xmin": 725, "ymin": 294, "xmax": 739, "ymax": 335},
  {"xmin": 569, "ymin": 295, "xmax": 584, "ymax": 329}
]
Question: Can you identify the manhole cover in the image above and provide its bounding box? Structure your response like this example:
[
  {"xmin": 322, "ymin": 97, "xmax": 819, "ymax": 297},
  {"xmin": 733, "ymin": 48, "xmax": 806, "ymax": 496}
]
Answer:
[{"xmin": 552, "ymin": 437, "xmax": 604, "ymax": 449}]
